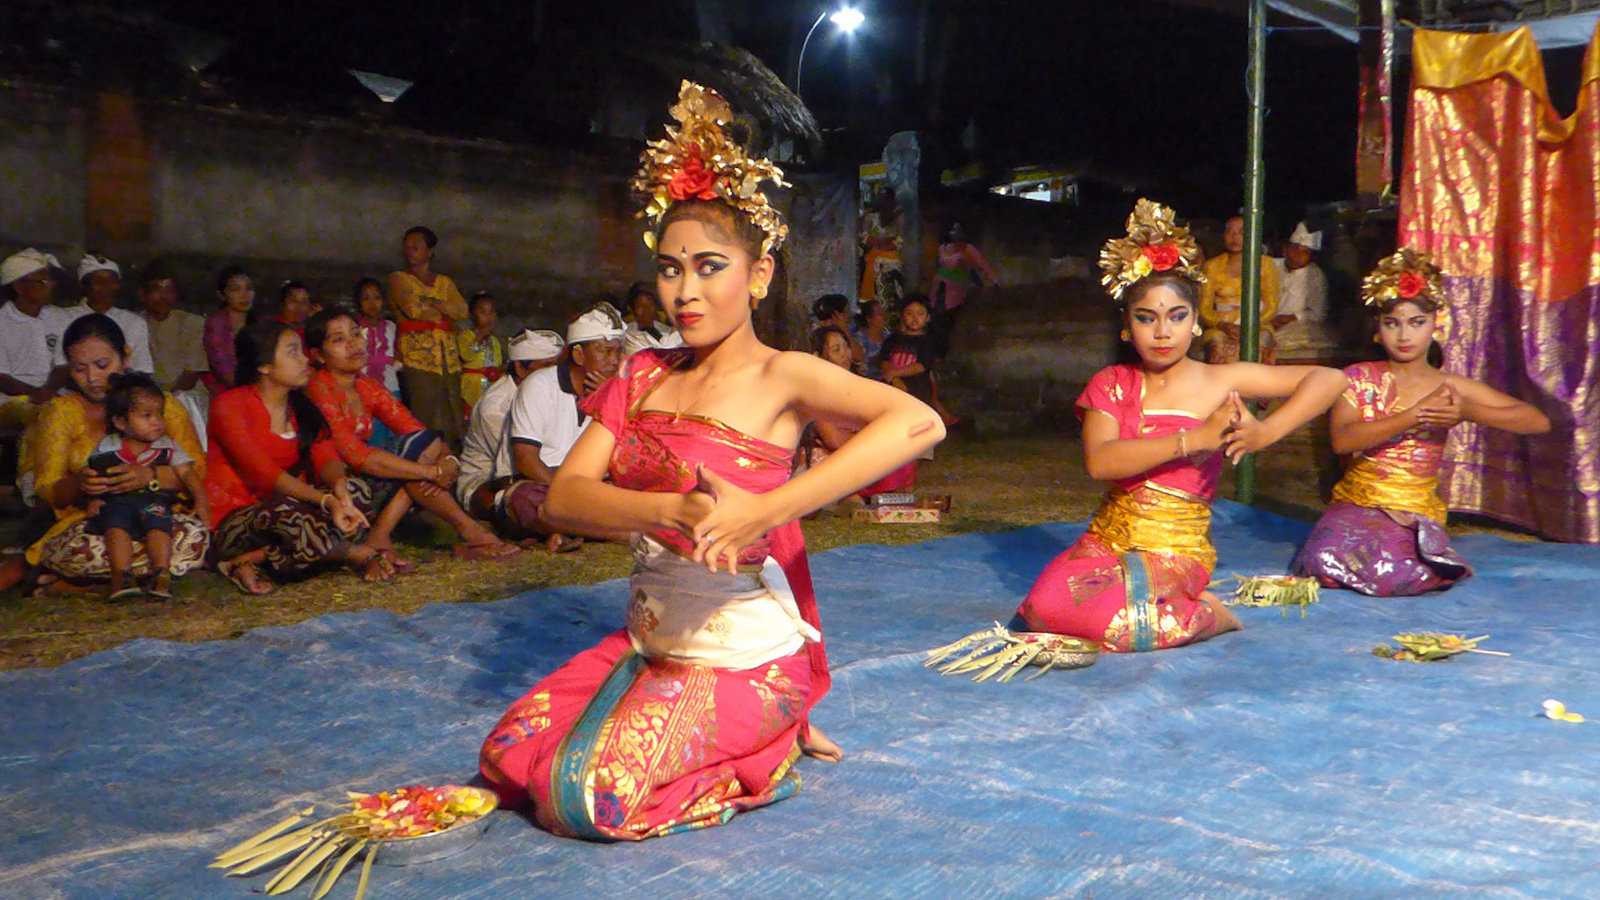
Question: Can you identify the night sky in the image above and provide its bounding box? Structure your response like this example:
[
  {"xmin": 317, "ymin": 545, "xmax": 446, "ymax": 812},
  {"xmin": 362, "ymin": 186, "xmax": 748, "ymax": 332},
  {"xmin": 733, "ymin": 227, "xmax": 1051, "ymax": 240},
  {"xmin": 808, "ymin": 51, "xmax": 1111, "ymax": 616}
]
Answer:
[{"xmin": 104, "ymin": 1, "xmax": 1359, "ymax": 223}]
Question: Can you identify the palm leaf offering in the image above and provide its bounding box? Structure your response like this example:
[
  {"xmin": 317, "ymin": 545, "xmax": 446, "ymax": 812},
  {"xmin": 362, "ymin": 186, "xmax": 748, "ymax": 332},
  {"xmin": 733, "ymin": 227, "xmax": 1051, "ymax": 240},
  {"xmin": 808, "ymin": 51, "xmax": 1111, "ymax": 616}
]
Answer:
[
  {"xmin": 925, "ymin": 623, "xmax": 1100, "ymax": 683},
  {"xmin": 1225, "ymin": 575, "xmax": 1320, "ymax": 617},
  {"xmin": 210, "ymin": 785, "xmax": 496, "ymax": 897},
  {"xmin": 1372, "ymin": 632, "xmax": 1509, "ymax": 662}
]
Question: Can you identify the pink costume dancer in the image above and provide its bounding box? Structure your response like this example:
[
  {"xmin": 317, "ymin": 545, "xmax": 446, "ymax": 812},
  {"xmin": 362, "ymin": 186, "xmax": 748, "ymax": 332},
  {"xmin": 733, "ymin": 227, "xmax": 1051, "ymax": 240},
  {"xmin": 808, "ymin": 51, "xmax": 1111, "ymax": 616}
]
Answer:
[
  {"xmin": 480, "ymin": 350, "xmax": 830, "ymax": 840},
  {"xmin": 1014, "ymin": 363, "xmax": 1229, "ymax": 651}
]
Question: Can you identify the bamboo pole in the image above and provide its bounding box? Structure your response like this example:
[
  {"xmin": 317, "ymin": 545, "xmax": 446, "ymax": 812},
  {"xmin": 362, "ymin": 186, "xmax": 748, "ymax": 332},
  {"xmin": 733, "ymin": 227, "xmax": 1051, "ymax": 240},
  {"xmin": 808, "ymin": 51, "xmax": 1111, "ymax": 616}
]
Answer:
[{"xmin": 1237, "ymin": 0, "xmax": 1268, "ymax": 504}]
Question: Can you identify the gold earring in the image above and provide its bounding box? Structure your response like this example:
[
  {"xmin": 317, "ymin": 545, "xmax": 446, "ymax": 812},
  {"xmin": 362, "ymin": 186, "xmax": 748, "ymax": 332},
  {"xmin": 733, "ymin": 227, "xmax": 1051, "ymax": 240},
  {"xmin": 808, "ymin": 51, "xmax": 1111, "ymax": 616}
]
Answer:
[
  {"xmin": 1192, "ymin": 323, "xmax": 1203, "ymax": 337},
  {"xmin": 1372, "ymin": 333, "xmax": 1382, "ymax": 343},
  {"xmin": 1119, "ymin": 328, "xmax": 1131, "ymax": 342},
  {"xmin": 751, "ymin": 285, "xmax": 767, "ymax": 300}
]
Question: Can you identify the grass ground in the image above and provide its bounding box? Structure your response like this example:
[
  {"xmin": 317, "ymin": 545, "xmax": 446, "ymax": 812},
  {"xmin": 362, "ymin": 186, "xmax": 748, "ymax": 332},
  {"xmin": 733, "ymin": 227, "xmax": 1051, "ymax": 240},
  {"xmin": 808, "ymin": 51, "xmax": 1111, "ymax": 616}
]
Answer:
[{"xmin": 0, "ymin": 430, "xmax": 1533, "ymax": 671}]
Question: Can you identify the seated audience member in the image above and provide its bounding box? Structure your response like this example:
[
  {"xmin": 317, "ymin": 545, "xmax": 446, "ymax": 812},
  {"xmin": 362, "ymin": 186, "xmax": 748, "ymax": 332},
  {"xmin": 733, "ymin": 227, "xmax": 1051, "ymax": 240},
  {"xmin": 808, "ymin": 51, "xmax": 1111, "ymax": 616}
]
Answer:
[
  {"xmin": 276, "ymin": 280, "xmax": 312, "ymax": 335},
  {"xmin": 878, "ymin": 294, "xmax": 958, "ymax": 425},
  {"xmin": 67, "ymin": 255, "xmax": 152, "ymax": 374},
  {"xmin": 457, "ymin": 328, "xmax": 563, "ymax": 521},
  {"xmin": 621, "ymin": 281, "xmax": 679, "ymax": 356},
  {"xmin": 501, "ymin": 305, "xmax": 624, "ymax": 550},
  {"xmin": 86, "ymin": 372, "xmax": 209, "ymax": 600},
  {"xmin": 0, "ymin": 249, "xmax": 73, "ymax": 430},
  {"xmin": 23, "ymin": 315, "xmax": 209, "ymax": 592},
  {"xmin": 801, "ymin": 325, "xmax": 916, "ymax": 499},
  {"xmin": 203, "ymin": 265, "xmax": 255, "ymax": 391},
  {"xmin": 138, "ymin": 263, "xmax": 211, "ymax": 449},
  {"xmin": 458, "ymin": 291, "xmax": 507, "ymax": 414},
  {"xmin": 3, "ymin": 249, "xmax": 75, "ymax": 507},
  {"xmin": 206, "ymin": 319, "xmax": 386, "ymax": 594},
  {"xmin": 812, "ymin": 293, "xmax": 866, "ymax": 373},
  {"xmin": 303, "ymin": 306, "xmax": 518, "ymax": 564},
  {"xmin": 1200, "ymin": 214, "xmax": 1281, "ymax": 363},
  {"xmin": 852, "ymin": 299, "xmax": 888, "ymax": 380},
  {"xmin": 1272, "ymin": 222, "xmax": 1335, "ymax": 358}
]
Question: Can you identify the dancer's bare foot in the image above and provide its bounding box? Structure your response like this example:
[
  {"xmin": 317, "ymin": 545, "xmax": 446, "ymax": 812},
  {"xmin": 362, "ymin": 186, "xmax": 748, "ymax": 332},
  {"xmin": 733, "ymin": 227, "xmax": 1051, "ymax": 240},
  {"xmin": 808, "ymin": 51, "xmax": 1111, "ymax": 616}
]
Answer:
[
  {"xmin": 801, "ymin": 725, "xmax": 843, "ymax": 763},
  {"xmin": 1200, "ymin": 591, "xmax": 1243, "ymax": 635}
]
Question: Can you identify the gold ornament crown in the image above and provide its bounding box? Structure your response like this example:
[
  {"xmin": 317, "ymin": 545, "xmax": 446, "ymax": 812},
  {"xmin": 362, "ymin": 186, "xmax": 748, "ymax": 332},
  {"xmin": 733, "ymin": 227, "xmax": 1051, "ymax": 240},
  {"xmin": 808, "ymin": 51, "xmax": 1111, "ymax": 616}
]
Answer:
[
  {"xmin": 632, "ymin": 80, "xmax": 790, "ymax": 256},
  {"xmin": 1362, "ymin": 249, "xmax": 1451, "ymax": 340},
  {"xmin": 1098, "ymin": 198, "xmax": 1206, "ymax": 301},
  {"xmin": 1361, "ymin": 248, "xmax": 1443, "ymax": 307}
]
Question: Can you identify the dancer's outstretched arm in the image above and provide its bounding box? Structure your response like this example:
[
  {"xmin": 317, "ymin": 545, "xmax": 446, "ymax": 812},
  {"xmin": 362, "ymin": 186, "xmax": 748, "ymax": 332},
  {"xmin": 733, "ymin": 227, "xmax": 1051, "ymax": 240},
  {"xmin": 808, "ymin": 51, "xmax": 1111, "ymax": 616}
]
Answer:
[
  {"xmin": 1216, "ymin": 363, "xmax": 1348, "ymax": 462},
  {"xmin": 1450, "ymin": 377, "xmax": 1551, "ymax": 434},
  {"xmin": 1083, "ymin": 401, "xmax": 1235, "ymax": 481},
  {"xmin": 690, "ymin": 352, "xmax": 945, "ymax": 571}
]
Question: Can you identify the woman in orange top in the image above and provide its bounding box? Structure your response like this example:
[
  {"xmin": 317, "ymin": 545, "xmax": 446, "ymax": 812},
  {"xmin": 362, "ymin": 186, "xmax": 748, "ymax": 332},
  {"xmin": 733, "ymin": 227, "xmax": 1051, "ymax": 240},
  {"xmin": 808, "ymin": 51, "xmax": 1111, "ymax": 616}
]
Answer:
[
  {"xmin": 387, "ymin": 225, "xmax": 469, "ymax": 447},
  {"xmin": 303, "ymin": 305, "xmax": 519, "ymax": 564}
]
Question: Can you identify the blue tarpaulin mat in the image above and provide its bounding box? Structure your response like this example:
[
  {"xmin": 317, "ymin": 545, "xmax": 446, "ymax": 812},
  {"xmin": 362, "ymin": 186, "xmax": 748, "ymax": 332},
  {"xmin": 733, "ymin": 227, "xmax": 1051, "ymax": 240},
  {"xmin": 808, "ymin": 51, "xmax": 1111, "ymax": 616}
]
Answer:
[{"xmin": 4, "ymin": 502, "xmax": 1600, "ymax": 898}]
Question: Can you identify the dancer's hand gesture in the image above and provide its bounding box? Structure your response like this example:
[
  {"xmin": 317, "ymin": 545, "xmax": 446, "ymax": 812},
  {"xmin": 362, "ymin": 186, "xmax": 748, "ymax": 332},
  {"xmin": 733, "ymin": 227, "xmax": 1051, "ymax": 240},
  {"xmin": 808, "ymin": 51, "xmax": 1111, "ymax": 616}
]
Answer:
[
  {"xmin": 1414, "ymin": 383, "xmax": 1463, "ymax": 430},
  {"xmin": 690, "ymin": 466, "xmax": 775, "ymax": 575},
  {"xmin": 1194, "ymin": 396, "xmax": 1240, "ymax": 454},
  {"xmin": 1219, "ymin": 391, "xmax": 1270, "ymax": 465}
]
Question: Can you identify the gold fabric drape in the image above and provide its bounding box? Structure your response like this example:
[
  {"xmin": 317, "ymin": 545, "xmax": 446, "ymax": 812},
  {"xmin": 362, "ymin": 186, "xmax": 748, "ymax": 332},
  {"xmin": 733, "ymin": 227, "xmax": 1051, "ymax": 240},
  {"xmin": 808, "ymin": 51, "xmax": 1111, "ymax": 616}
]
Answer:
[{"xmin": 1400, "ymin": 26, "xmax": 1600, "ymax": 543}]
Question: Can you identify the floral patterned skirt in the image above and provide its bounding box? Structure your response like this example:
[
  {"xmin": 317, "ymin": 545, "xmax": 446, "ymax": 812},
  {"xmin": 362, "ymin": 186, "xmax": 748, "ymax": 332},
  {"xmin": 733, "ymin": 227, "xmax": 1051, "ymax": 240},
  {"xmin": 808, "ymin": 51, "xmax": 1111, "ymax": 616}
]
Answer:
[
  {"xmin": 480, "ymin": 630, "xmax": 812, "ymax": 841},
  {"xmin": 1014, "ymin": 531, "xmax": 1224, "ymax": 652},
  {"xmin": 1293, "ymin": 501, "xmax": 1471, "ymax": 596},
  {"xmin": 36, "ymin": 511, "xmax": 209, "ymax": 580}
]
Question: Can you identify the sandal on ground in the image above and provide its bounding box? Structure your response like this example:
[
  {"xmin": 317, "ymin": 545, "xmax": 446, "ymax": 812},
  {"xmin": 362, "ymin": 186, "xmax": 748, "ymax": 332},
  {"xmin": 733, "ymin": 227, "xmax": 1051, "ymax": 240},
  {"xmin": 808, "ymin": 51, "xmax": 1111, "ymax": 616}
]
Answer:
[
  {"xmin": 453, "ymin": 540, "xmax": 523, "ymax": 561},
  {"xmin": 107, "ymin": 586, "xmax": 144, "ymax": 602},
  {"xmin": 373, "ymin": 548, "xmax": 416, "ymax": 574},
  {"xmin": 144, "ymin": 570, "xmax": 174, "ymax": 600},
  {"xmin": 546, "ymin": 533, "xmax": 584, "ymax": 554},
  {"xmin": 219, "ymin": 560, "xmax": 275, "ymax": 596},
  {"xmin": 355, "ymin": 553, "xmax": 396, "ymax": 582}
]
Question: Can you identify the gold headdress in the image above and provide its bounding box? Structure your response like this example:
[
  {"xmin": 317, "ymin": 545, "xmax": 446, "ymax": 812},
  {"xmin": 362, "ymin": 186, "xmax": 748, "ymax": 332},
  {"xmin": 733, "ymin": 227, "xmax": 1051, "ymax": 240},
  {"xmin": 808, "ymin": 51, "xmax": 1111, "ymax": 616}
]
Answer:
[
  {"xmin": 1098, "ymin": 198, "xmax": 1206, "ymax": 301},
  {"xmin": 632, "ymin": 80, "xmax": 790, "ymax": 256},
  {"xmin": 1361, "ymin": 249, "xmax": 1450, "ymax": 338}
]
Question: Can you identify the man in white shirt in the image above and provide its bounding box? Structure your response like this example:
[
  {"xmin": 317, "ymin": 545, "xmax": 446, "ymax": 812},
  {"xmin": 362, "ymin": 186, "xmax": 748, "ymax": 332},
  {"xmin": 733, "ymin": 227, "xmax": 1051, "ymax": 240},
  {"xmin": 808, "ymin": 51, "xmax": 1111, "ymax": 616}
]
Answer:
[
  {"xmin": 621, "ymin": 281, "xmax": 681, "ymax": 356},
  {"xmin": 500, "ymin": 305, "xmax": 624, "ymax": 549},
  {"xmin": 456, "ymin": 328, "xmax": 563, "ymax": 516},
  {"xmin": 1273, "ymin": 222, "xmax": 1334, "ymax": 357},
  {"xmin": 138, "ymin": 264, "xmax": 211, "ymax": 448},
  {"xmin": 0, "ymin": 249, "xmax": 74, "ymax": 430},
  {"xmin": 64, "ymin": 254, "xmax": 154, "ymax": 375}
]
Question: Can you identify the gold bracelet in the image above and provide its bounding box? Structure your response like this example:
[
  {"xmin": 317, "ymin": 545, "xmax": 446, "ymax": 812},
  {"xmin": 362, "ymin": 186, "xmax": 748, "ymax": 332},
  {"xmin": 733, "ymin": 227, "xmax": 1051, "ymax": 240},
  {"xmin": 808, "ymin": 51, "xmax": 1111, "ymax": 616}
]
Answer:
[{"xmin": 319, "ymin": 493, "xmax": 334, "ymax": 513}]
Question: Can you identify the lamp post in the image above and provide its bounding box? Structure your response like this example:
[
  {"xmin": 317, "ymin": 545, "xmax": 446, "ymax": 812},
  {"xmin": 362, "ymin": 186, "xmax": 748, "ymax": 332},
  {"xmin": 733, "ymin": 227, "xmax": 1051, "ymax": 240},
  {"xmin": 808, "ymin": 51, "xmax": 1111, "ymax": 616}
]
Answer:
[{"xmin": 795, "ymin": 6, "xmax": 865, "ymax": 98}]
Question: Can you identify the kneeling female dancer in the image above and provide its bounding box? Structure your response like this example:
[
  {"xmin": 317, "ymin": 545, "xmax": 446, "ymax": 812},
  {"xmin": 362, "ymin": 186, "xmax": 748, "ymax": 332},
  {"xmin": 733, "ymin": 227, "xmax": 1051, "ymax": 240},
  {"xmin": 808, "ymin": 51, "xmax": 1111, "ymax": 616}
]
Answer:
[
  {"xmin": 1012, "ymin": 200, "xmax": 1347, "ymax": 651},
  {"xmin": 479, "ymin": 82, "xmax": 945, "ymax": 841},
  {"xmin": 1293, "ymin": 250, "xmax": 1549, "ymax": 595}
]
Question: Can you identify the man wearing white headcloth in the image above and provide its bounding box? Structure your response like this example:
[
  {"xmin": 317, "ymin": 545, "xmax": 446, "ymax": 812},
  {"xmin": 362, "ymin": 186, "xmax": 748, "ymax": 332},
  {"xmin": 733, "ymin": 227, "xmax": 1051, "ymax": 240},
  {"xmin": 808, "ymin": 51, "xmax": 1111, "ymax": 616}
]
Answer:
[
  {"xmin": 456, "ymin": 328, "xmax": 564, "ymax": 519},
  {"xmin": 500, "ymin": 304, "xmax": 625, "ymax": 550},
  {"xmin": 0, "ymin": 249, "xmax": 74, "ymax": 428},
  {"xmin": 1272, "ymin": 222, "xmax": 1333, "ymax": 357},
  {"xmin": 65, "ymin": 254, "xmax": 154, "ymax": 375}
]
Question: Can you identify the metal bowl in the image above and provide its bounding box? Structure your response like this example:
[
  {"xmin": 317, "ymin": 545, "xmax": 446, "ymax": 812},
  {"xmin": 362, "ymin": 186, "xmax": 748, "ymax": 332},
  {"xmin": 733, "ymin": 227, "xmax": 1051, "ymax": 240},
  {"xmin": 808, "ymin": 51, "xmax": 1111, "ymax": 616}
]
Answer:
[
  {"xmin": 370, "ymin": 787, "xmax": 499, "ymax": 867},
  {"xmin": 1013, "ymin": 632, "xmax": 1101, "ymax": 669}
]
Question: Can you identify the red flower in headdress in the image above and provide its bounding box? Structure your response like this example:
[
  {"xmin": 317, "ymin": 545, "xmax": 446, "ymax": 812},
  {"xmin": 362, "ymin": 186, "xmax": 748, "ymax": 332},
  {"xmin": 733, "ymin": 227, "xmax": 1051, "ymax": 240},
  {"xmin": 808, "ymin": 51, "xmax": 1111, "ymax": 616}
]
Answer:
[
  {"xmin": 1396, "ymin": 272, "xmax": 1427, "ymax": 299},
  {"xmin": 1142, "ymin": 242, "xmax": 1181, "ymax": 272},
  {"xmin": 667, "ymin": 150, "xmax": 720, "ymax": 201}
]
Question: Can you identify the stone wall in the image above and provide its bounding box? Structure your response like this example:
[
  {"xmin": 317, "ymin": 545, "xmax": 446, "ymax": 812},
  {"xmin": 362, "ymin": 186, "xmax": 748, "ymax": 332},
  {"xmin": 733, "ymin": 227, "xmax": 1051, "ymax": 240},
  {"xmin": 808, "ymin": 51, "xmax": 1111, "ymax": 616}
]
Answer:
[{"xmin": 0, "ymin": 82, "xmax": 852, "ymax": 344}]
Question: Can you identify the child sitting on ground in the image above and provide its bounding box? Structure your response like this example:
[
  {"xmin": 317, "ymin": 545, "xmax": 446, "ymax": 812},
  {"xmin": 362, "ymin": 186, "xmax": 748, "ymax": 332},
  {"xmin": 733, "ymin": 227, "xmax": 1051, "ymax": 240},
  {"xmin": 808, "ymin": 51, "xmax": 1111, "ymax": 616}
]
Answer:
[
  {"xmin": 86, "ymin": 373, "xmax": 209, "ymax": 600},
  {"xmin": 798, "ymin": 325, "xmax": 916, "ymax": 500},
  {"xmin": 877, "ymin": 294, "xmax": 959, "ymax": 427}
]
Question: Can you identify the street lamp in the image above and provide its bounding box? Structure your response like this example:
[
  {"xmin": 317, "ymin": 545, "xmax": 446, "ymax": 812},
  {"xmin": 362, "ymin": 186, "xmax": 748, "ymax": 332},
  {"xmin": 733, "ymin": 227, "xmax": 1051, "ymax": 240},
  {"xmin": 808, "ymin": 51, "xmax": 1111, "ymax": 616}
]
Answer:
[{"xmin": 795, "ymin": 6, "xmax": 865, "ymax": 98}]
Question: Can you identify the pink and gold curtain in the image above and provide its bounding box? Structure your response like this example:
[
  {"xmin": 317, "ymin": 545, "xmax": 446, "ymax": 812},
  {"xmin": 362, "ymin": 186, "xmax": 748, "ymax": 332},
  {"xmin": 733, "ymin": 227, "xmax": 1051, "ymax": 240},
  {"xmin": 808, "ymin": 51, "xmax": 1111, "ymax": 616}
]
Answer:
[{"xmin": 1399, "ymin": 26, "xmax": 1600, "ymax": 543}]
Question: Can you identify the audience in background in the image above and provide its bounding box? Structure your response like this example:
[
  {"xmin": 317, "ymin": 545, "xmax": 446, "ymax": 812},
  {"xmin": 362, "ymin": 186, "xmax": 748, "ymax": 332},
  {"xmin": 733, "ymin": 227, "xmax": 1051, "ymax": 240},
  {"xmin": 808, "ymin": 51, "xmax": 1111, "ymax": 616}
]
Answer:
[
  {"xmin": 458, "ymin": 291, "xmax": 506, "ymax": 414},
  {"xmin": 852, "ymin": 299, "xmax": 888, "ymax": 380},
  {"xmin": 203, "ymin": 265, "xmax": 255, "ymax": 391},
  {"xmin": 138, "ymin": 264, "xmax": 211, "ymax": 449},
  {"xmin": 276, "ymin": 280, "xmax": 312, "ymax": 335},
  {"xmin": 622, "ymin": 281, "xmax": 679, "ymax": 356},
  {"xmin": 812, "ymin": 293, "xmax": 866, "ymax": 374},
  {"xmin": 799, "ymin": 325, "xmax": 917, "ymax": 498},
  {"xmin": 457, "ymin": 328, "xmax": 563, "ymax": 526},
  {"xmin": 67, "ymin": 255, "xmax": 152, "ymax": 375},
  {"xmin": 387, "ymin": 225, "xmax": 468, "ymax": 447}
]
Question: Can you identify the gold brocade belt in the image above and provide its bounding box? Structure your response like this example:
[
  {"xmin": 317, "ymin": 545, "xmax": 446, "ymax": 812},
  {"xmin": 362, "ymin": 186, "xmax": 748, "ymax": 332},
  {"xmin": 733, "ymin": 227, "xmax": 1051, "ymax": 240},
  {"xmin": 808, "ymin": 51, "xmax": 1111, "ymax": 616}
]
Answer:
[
  {"xmin": 1087, "ymin": 484, "xmax": 1215, "ymax": 571},
  {"xmin": 1330, "ymin": 455, "xmax": 1447, "ymax": 523}
]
